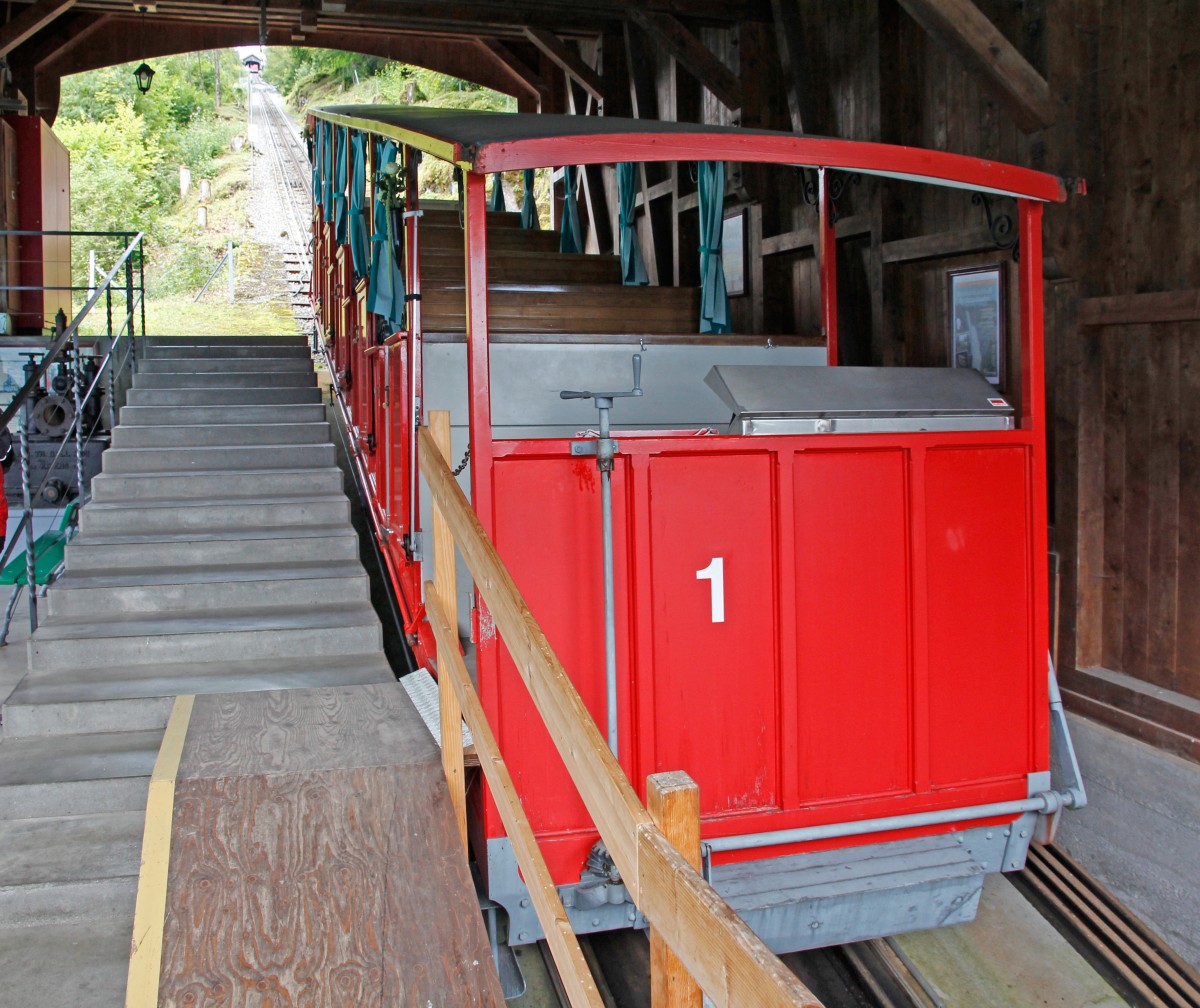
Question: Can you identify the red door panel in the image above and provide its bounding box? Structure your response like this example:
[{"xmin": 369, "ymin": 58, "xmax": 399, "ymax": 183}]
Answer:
[
  {"xmin": 645, "ymin": 453, "xmax": 780, "ymax": 817},
  {"xmin": 490, "ymin": 456, "xmax": 631, "ymax": 835},
  {"xmin": 924, "ymin": 446, "xmax": 1032, "ymax": 786},
  {"xmin": 793, "ymin": 449, "xmax": 913, "ymax": 803}
]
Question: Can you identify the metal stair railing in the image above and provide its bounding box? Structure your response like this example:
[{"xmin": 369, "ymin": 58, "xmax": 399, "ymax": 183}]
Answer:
[{"xmin": 0, "ymin": 230, "xmax": 145, "ymax": 637}]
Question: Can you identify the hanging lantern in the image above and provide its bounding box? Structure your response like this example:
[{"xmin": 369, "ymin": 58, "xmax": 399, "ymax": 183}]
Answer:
[{"xmin": 133, "ymin": 61, "xmax": 155, "ymax": 95}]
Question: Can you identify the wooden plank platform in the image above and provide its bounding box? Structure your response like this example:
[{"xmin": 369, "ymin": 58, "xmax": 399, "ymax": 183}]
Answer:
[{"xmin": 155, "ymin": 683, "xmax": 503, "ymax": 1006}]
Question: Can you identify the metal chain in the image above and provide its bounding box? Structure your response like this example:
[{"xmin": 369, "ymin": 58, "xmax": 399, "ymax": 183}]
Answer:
[{"xmin": 452, "ymin": 444, "xmax": 471, "ymax": 476}]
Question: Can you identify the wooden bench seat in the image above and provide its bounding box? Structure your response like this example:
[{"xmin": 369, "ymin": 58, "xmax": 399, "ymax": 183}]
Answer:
[
  {"xmin": 422, "ymin": 283, "xmax": 701, "ymax": 334},
  {"xmin": 420, "ymin": 222, "xmax": 562, "ymax": 254},
  {"xmin": 420, "ymin": 248, "xmax": 622, "ymax": 286},
  {"xmin": 418, "ymin": 205, "xmax": 523, "ymax": 229}
]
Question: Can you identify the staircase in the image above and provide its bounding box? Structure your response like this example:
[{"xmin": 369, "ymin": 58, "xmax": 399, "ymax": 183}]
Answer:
[{"xmin": 0, "ymin": 335, "xmax": 395, "ymax": 1007}]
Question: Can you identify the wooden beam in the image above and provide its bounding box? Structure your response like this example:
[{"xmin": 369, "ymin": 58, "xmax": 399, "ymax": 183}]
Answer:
[
  {"xmin": 648, "ymin": 773, "xmax": 703, "ymax": 1008},
  {"xmin": 426, "ymin": 587, "xmax": 605, "ymax": 1008},
  {"xmin": 1077, "ymin": 289, "xmax": 1200, "ymax": 327},
  {"xmin": 768, "ymin": 0, "xmax": 806, "ymax": 133},
  {"xmin": 761, "ymin": 213, "xmax": 872, "ymax": 256},
  {"xmin": 880, "ymin": 225, "xmax": 996, "ymax": 264},
  {"xmin": 523, "ymin": 26, "xmax": 604, "ymax": 102},
  {"xmin": 0, "ymin": 0, "xmax": 75, "ymax": 57},
  {"xmin": 894, "ymin": 0, "xmax": 1056, "ymax": 133},
  {"xmin": 416, "ymin": 426, "xmax": 822, "ymax": 1008},
  {"xmin": 429, "ymin": 412, "xmax": 467, "ymax": 850},
  {"xmin": 622, "ymin": 6, "xmax": 742, "ymax": 112},
  {"xmin": 476, "ymin": 38, "xmax": 546, "ymax": 102}
]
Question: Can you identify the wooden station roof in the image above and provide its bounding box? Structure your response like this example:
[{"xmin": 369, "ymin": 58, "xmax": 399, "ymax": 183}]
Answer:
[{"xmin": 0, "ymin": 0, "xmax": 1057, "ymax": 146}]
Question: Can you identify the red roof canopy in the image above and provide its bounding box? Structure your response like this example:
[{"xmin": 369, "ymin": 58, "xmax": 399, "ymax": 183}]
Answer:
[{"xmin": 312, "ymin": 105, "xmax": 1067, "ymax": 202}]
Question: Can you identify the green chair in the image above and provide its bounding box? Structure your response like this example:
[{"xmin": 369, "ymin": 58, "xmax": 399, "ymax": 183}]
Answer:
[{"xmin": 0, "ymin": 501, "xmax": 80, "ymax": 645}]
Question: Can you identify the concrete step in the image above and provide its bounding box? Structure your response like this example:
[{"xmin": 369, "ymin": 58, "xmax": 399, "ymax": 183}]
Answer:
[
  {"xmin": 125, "ymin": 386, "xmax": 323, "ymax": 406},
  {"xmin": 2, "ymin": 653, "xmax": 394, "ymax": 737},
  {"xmin": 111, "ymin": 420, "xmax": 331, "ymax": 448},
  {"xmin": 0, "ymin": 876, "xmax": 136, "ymax": 929},
  {"xmin": 28, "ymin": 603, "xmax": 384, "ymax": 669},
  {"xmin": 90, "ymin": 466, "xmax": 343, "ymax": 503},
  {"xmin": 0, "ymin": 729, "xmax": 158, "ymax": 818},
  {"xmin": 118, "ymin": 403, "xmax": 327, "ymax": 426},
  {"xmin": 144, "ymin": 341, "xmax": 310, "ymax": 359},
  {"xmin": 78, "ymin": 494, "xmax": 349, "ymax": 536},
  {"xmin": 101, "ymin": 442, "xmax": 336, "ymax": 473},
  {"xmin": 65, "ymin": 525, "xmax": 359, "ymax": 571},
  {"xmin": 0, "ymin": 919, "xmax": 136, "ymax": 1006},
  {"xmin": 47, "ymin": 561, "xmax": 368, "ymax": 618},
  {"xmin": 0, "ymin": 811, "xmax": 143, "ymax": 924},
  {"xmin": 139, "ymin": 355, "xmax": 314, "ymax": 374},
  {"xmin": 143, "ymin": 335, "xmax": 306, "ymax": 347},
  {"xmin": 134, "ymin": 370, "xmax": 317, "ymax": 390}
]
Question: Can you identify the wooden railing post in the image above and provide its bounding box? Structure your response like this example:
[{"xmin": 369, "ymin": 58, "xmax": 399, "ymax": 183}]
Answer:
[
  {"xmin": 429, "ymin": 411, "xmax": 467, "ymax": 847},
  {"xmin": 648, "ymin": 772, "xmax": 703, "ymax": 1008}
]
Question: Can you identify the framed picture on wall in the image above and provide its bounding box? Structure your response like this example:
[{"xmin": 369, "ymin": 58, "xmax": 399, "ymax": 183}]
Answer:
[
  {"xmin": 947, "ymin": 265, "xmax": 1004, "ymax": 387},
  {"xmin": 722, "ymin": 210, "xmax": 747, "ymax": 297}
]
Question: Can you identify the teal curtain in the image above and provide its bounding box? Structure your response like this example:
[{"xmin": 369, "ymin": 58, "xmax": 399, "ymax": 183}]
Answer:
[
  {"xmin": 617, "ymin": 162, "xmax": 648, "ymax": 285},
  {"xmin": 367, "ymin": 139, "xmax": 407, "ymax": 333},
  {"xmin": 520, "ymin": 168, "xmax": 539, "ymax": 229},
  {"xmin": 348, "ymin": 131, "xmax": 369, "ymax": 278},
  {"xmin": 320, "ymin": 121, "xmax": 334, "ymax": 223},
  {"xmin": 698, "ymin": 160, "xmax": 730, "ymax": 334},
  {"xmin": 333, "ymin": 126, "xmax": 349, "ymax": 245},
  {"xmin": 310, "ymin": 124, "xmax": 320, "ymax": 204},
  {"xmin": 559, "ymin": 165, "xmax": 582, "ymax": 254},
  {"xmin": 489, "ymin": 173, "xmax": 507, "ymax": 212}
]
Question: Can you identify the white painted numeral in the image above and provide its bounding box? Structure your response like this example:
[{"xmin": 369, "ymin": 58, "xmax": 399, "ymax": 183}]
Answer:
[{"xmin": 695, "ymin": 557, "xmax": 726, "ymax": 623}]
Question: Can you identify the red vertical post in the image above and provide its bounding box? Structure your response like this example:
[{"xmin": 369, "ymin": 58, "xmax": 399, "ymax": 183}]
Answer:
[
  {"xmin": 1018, "ymin": 198, "xmax": 1051, "ymax": 769},
  {"xmin": 404, "ymin": 147, "xmax": 424, "ymax": 546},
  {"xmin": 818, "ymin": 167, "xmax": 838, "ymax": 366},
  {"xmin": 464, "ymin": 170, "xmax": 494, "ymax": 529},
  {"xmin": 1018, "ymin": 200, "xmax": 1045, "ymax": 435}
]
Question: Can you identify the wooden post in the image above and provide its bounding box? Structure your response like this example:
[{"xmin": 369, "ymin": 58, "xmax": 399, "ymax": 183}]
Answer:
[
  {"xmin": 430, "ymin": 411, "xmax": 467, "ymax": 848},
  {"xmin": 426, "ymin": 586, "xmax": 605, "ymax": 1008},
  {"xmin": 647, "ymin": 772, "xmax": 703, "ymax": 1008}
]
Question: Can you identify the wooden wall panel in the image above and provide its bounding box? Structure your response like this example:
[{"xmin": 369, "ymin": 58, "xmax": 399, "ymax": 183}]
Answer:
[
  {"xmin": 1083, "ymin": 324, "xmax": 1199, "ymax": 701},
  {"xmin": 1178, "ymin": 335, "xmax": 1200, "ymax": 689}
]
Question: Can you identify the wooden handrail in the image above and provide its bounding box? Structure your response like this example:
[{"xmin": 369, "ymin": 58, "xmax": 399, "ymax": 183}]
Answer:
[
  {"xmin": 430, "ymin": 412, "xmax": 467, "ymax": 848},
  {"xmin": 418, "ymin": 419, "xmax": 822, "ymax": 1008},
  {"xmin": 426, "ymin": 587, "xmax": 604, "ymax": 1008}
]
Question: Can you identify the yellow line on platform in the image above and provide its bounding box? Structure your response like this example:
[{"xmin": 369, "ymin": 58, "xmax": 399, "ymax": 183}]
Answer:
[{"xmin": 126, "ymin": 694, "xmax": 195, "ymax": 1008}]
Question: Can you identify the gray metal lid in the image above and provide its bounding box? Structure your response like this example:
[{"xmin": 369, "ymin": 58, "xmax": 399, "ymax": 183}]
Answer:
[{"xmin": 704, "ymin": 365, "xmax": 1013, "ymax": 419}]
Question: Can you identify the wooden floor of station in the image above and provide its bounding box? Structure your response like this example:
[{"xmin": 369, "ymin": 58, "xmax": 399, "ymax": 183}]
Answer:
[{"xmin": 148, "ymin": 682, "xmax": 504, "ymax": 1004}]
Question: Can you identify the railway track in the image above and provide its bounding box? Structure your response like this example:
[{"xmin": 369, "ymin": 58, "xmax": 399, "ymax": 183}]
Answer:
[
  {"xmin": 1014, "ymin": 844, "xmax": 1200, "ymax": 1008},
  {"xmin": 511, "ymin": 846, "xmax": 1200, "ymax": 1007},
  {"xmin": 517, "ymin": 930, "xmax": 936, "ymax": 1008},
  {"xmin": 247, "ymin": 77, "xmax": 313, "ymax": 333}
]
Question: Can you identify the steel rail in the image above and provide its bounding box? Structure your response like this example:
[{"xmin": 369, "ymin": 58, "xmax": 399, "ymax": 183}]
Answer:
[
  {"xmin": 561, "ymin": 930, "xmax": 936, "ymax": 1008},
  {"xmin": 1013, "ymin": 844, "xmax": 1200, "ymax": 1008},
  {"xmin": 251, "ymin": 79, "xmax": 312, "ymax": 278}
]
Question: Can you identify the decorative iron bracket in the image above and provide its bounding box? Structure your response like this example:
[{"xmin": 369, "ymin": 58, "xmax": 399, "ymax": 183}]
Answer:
[
  {"xmin": 800, "ymin": 168, "xmax": 861, "ymax": 223},
  {"xmin": 972, "ymin": 192, "xmax": 1020, "ymax": 261}
]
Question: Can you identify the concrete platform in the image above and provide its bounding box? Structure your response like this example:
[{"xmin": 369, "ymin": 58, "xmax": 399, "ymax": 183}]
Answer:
[
  {"xmin": 1056, "ymin": 713, "xmax": 1200, "ymax": 969},
  {"xmin": 895, "ymin": 875, "xmax": 1125, "ymax": 1007}
]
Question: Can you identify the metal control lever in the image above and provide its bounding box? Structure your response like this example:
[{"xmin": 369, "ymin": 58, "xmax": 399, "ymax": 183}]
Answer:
[
  {"xmin": 559, "ymin": 352, "xmax": 643, "ymax": 408},
  {"xmin": 560, "ymin": 354, "xmax": 643, "ymax": 758}
]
